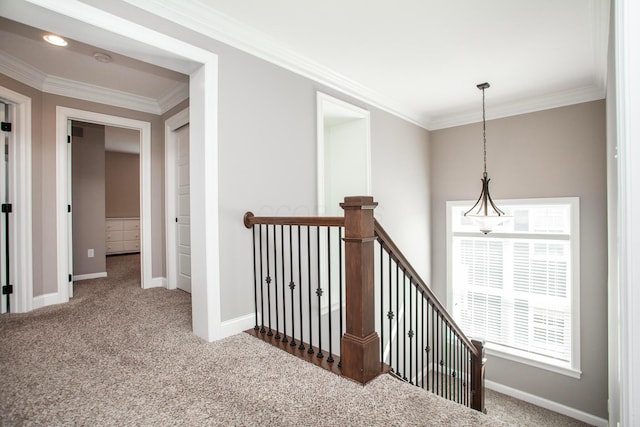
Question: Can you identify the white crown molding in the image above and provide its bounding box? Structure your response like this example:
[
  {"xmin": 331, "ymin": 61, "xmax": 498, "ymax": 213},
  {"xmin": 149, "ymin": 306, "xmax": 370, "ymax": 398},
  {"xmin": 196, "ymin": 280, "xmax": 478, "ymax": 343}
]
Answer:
[
  {"xmin": 122, "ymin": 0, "xmax": 426, "ymax": 128},
  {"xmin": 0, "ymin": 51, "xmax": 47, "ymax": 90},
  {"xmin": 123, "ymin": 0, "xmax": 608, "ymax": 131},
  {"xmin": 158, "ymin": 82, "xmax": 189, "ymax": 114},
  {"xmin": 428, "ymin": 83, "xmax": 606, "ymax": 130},
  {"xmin": 43, "ymin": 75, "xmax": 161, "ymax": 114},
  {"xmin": 0, "ymin": 50, "xmax": 177, "ymax": 115}
]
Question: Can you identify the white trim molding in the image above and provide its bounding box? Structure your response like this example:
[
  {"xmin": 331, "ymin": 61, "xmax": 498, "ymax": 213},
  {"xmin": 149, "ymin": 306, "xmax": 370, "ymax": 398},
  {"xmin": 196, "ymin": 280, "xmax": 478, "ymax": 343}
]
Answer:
[
  {"xmin": 118, "ymin": 0, "xmax": 607, "ymax": 131},
  {"xmin": 150, "ymin": 277, "xmax": 167, "ymax": 288},
  {"xmin": 485, "ymin": 380, "xmax": 608, "ymax": 427},
  {"xmin": 164, "ymin": 107, "xmax": 189, "ymax": 291},
  {"xmin": 32, "ymin": 292, "xmax": 66, "ymax": 311},
  {"xmin": 0, "ymin": 85, "xmax": 33, "ymax": 314},
  {"xmin": 219, "ymin": 313, "xmax": 257, "ymax": 339},
  {"xmin": 0, "ymin": 51, "xmax": 187, "ymax": 115},
  {"xmin": 616, "ymin": 0, "xmax": 640, "ymax": 424},
  {"xmin": 73, "ymin": 272, "xmax": 107, "ymax": 281},
  {"xmin": 56, "ymin": 107, "xmax": 153, "ymax": 305}
]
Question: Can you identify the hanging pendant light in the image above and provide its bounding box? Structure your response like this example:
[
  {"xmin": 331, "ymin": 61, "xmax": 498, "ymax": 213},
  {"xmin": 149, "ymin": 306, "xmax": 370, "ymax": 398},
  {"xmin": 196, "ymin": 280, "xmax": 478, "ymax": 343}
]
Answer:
[{"xmin": 464, "ymin": 82, "xmax": 510, "ymax": 234}]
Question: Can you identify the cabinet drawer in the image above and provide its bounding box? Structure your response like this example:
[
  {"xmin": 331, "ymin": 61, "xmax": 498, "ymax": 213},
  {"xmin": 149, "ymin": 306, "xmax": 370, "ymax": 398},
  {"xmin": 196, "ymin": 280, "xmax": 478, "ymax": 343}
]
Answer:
[
  {"xmin": 106, "ymin": 241, "xmax": 124, "ymax": 253},
  {"xmin": 123, "ymin": 220, "xmax": 140, "ymax": 231},
  {"xmin": 106, "ymin": 220, "xmax": 124, "ymax": 231},
  {"xmin": 106, "ymin": 231, "xmax": 124, "ymax": 242},
  {"xmin": 123, "ymin": 240, "xmax": 140, "ymax": 251},
  {"xmin": 123, "ymin": 230, "xmax": 140, "ymax": 241}
]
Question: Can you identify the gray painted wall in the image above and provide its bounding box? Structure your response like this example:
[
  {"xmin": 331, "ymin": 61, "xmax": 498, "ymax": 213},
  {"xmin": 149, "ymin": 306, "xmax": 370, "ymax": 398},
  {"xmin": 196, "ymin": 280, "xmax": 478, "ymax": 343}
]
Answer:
[
  {"xmin": 71, "ymin": 121, "xmax": 106, "ymax": 276},
  {"xmin": 105, "ymin": 151, "xmax": 140, "ymax": 218},
  {"xmin": 430, "ymin": 100, "xmax": 607, "ymax": 418}
]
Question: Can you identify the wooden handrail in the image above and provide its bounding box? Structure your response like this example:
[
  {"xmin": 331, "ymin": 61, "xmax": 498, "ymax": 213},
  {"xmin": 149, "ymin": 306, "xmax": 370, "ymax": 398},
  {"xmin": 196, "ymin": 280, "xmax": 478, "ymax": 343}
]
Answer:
[
  {"xmin": 243, "ymin": 211, "xmax": 345, "ymax": 228},
  {"xmin": 373, "ymin": 219, "xmax": 479, "ymax": 357}
]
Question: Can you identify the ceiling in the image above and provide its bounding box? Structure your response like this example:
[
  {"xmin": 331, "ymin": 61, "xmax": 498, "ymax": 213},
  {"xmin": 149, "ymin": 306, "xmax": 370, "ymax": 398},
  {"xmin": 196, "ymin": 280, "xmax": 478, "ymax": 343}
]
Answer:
[
  {"xmin": 0, "ymin": 16, "xmax": 189, "ymax": 115},
  {"xmin": 0, "ymin": 0, "xmax": 609, "ymax": 129}
]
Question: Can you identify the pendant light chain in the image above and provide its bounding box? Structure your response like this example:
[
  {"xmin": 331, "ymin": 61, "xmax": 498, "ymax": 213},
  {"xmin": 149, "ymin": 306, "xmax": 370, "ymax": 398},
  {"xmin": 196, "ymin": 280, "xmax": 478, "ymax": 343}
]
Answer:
[
  {"xmin": 482, "ymin": 86, "xmax": 487, "ymax": 177},
  {"xmin": 464, "ymin": 81, "xmax": 509, "ymax": 233}
]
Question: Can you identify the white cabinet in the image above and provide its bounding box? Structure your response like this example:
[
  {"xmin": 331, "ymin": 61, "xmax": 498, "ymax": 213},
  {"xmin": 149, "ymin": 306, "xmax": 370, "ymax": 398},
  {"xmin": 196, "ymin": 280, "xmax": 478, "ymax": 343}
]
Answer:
[{"xmin": 106, "ymin": 218, "xmax": 140, "ymax": 254}]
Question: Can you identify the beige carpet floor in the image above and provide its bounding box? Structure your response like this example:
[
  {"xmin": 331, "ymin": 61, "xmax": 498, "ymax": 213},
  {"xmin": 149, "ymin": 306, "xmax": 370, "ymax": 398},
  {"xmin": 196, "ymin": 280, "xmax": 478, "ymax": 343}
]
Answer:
[{"xmin": 0, "ymin": 254, "xmax": 590, "ymax": 426}]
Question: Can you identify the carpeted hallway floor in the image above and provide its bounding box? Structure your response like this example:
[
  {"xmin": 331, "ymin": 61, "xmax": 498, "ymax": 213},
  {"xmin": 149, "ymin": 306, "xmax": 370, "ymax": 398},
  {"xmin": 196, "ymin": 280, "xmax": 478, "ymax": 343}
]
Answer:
[{"xmin": 0, "ymin": 254, "xmax": 590, "ymax": 426}]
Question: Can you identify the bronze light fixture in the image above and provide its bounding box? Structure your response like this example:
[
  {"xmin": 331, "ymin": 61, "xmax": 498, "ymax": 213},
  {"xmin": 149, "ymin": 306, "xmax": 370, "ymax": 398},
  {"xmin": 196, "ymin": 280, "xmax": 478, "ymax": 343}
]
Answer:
[{"xmin": 464, "ymin": 82, "xmax": 509, "ymax": 234}]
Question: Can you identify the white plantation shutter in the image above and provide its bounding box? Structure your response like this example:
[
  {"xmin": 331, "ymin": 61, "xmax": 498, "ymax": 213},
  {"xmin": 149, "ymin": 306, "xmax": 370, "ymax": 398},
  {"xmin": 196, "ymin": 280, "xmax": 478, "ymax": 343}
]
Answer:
[{"xmin": 448, "ymin": 198, "xmax": 579, "ymax": 373}]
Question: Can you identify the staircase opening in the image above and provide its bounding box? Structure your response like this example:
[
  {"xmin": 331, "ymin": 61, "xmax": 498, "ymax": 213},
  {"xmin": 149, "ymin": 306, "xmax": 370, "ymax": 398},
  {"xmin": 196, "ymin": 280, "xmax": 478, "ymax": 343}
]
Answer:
[{"xmin": 243, "ymin": 196, "xmax": 486, "ymax": 412}]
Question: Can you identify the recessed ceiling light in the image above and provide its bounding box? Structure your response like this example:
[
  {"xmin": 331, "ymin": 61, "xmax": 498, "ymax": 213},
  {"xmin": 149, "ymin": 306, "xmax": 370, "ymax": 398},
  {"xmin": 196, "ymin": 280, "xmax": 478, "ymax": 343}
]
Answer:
[
  {"xmin": 43, "ymin": 34, "xmax": 68, "ymax": 47},
  {"xmin": 93, "ymin": 52, "xmax": 112, "ymax": 63}
]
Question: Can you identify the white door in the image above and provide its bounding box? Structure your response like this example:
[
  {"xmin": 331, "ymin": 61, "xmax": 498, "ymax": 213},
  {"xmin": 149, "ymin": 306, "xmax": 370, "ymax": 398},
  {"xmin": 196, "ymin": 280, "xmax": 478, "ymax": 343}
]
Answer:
[{"xmin": 175, "ymin": 125, "xmax": 191, "ymax": 293}]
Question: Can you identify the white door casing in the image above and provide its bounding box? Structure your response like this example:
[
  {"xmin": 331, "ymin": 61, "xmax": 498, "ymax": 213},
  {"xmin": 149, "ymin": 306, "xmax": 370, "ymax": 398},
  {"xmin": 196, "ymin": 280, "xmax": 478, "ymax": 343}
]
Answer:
[
  {"xmin": 56, "ymin": 107, "xmax": 153, "ymax": 303},
  {"xmin": 0, "ymin": 86, "xmax": 32, "ymax": 313},
  {"xmin": 12, "ymin": 0, "xmax": 223, "ymax": 342},
  {"xmin": 176, "ymin": 124, "xmax": 191, "ymax": 293},
  {"xmin": 0, "ymin": 102, "xmax": 7, "ymax": 313},
  {"xmin": 66, "ymin": 119, "xmax": 73, "ymax": 298}
]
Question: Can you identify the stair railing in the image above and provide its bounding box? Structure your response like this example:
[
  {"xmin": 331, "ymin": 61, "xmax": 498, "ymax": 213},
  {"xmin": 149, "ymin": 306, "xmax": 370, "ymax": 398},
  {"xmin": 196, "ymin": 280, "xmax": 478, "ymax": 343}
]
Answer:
[
  {"xmin": 374, "ymin": 219, "xmax": 486, "ymax": 411},
  {"xmin": 244, "ymin": 196, "xmax": 485, "ymax": 412}
]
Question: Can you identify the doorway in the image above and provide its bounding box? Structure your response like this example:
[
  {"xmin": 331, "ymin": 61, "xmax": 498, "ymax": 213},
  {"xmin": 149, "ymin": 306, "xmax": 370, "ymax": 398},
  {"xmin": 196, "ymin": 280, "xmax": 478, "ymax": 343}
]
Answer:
[
  {"xmin": 316, "ymin": 92, "xmax": 371, "ymax": 215},
  {"xmin": 69, "ymin": 121, "xmax": 141, "ymax": 287},
  {"xmin": 4, "ymin": 1, "xmax": 224, "ymax": 341},
  {"xmin": 57, "ymin": 107, "xmax": 152, "ymax": 300}
]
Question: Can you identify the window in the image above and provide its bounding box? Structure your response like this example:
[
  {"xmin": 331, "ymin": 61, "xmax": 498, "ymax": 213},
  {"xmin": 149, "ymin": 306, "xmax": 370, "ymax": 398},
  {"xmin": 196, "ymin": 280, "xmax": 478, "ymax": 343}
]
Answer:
[{"xmin": 447, "ymin": 198, "xmax": 580, "ymax": 378}]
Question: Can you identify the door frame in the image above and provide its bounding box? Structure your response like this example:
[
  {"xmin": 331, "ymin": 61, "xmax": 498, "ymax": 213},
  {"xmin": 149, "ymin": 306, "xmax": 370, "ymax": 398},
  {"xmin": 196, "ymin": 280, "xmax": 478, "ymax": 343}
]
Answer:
[
  {"xmin": 165, "ymin": 107, "xmax": 189, "ymax": 291},
  {"xmin": 12, "ymin": 0, "xmax": 226, "ymax": 342},
  {"xmin": 316, "ymin": 92, "xmax": 371, "ymax": 215},
  {"xmin": 56, "ymin": 107, "xmax": 152, "ymax": 299},
  {"xmin": 0, "ymin": 86, "xmax": 32, "ymax": 313}
]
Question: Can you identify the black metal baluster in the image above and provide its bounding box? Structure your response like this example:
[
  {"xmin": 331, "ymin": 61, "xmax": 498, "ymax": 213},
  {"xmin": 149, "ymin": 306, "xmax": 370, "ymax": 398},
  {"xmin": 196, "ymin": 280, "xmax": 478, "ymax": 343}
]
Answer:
[
  {"xmin": 458, "ymin": 335, "xmax": 462, "ymax": 404},
  {"xmin": 259, "ymin": 225, "xmax": 266, "ymax": 334},
  {"xmin": 266, "ymin": 225, "xmax": 273, "ymax": 336},
  {"xmin": 395, "ymin": 261, "xmax": 400, "ymax": 375},
  {"xmin": 316, "ymin": 226, "xmax": 324, "ymax": 358},
  {"xmin": 408, "ymin": 275, "xmax": 413, "ymax": 384},
  {"xmin": 437, "ymin": 314, "xmax": 442, "ymax": 396},
  {"xmin": 273, "ymin": 225, "xmax": 280, "ymax": 340},
  {"xmin": 326, "ymin": 227, "xmax": 334, "ymax": 363},
  {"xmin": 453, "ymin": 333, "xmax": 457, "ymax": 403},
  {"xmin": 465, "ymin": 346, "xmax": 469, "ymax": 406},
  {"xmin": 307, "ymin": 226, "xmax": 314, "ymax": 355},
  {"xmin": 415, "ymin": 285, "xmax": 419, "ymax": 386},
  {"xmin": 421, "ymin": 292, "xmax": 425, "ymax": 389},
  {"xmin": 432, "ymin": 304, "xmax": 436, "ymax": 393},
  {"xmin": 338, "ymin": 227, "xmax": 343, "ymax": 367},
  {"xmin": 448, "ymin": 325, "xmax": 452, "ymax": 400},
  {"xmin": 280, "ymin": 225, "xmax": 288, "ymax": 343},
  {"xmin": 252, "ymin": 226, "xmax": 259, "ymax": 330},
  {"xmin": 402, "ymin": 270, "xmax": 407, "ymax": 381},
  {"xmin": 298, "ymin": 226, "xmax": 305, "ymax": 351},
  {"xmin": 288, "ymin": 226, "xmax": 296, "ymax": 347},
  {"xmin": 380, "ymin": 243, "xmax": 384, "ymax": 363},
  {"xmin": 387, "ymin": 250, "xmax": 393, "ymax": 372}
]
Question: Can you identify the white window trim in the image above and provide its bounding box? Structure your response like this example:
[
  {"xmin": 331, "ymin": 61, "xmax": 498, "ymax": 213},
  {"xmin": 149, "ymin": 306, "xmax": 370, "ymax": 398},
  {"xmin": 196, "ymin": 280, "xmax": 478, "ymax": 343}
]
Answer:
[{"xmin": 446, "ymin": 197, "xmax": 581, "ymax": 378}]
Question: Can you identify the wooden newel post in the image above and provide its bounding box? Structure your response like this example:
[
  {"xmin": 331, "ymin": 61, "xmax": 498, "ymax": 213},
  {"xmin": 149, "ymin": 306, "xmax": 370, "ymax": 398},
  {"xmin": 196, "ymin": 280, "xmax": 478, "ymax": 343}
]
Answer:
[
  {"xmin": 340, "ymin": 196, "xmax": 382, "ymax": 384},
  {"xmin": 471, "ymin": 338, "xmax": 486, "ymax": 413}
]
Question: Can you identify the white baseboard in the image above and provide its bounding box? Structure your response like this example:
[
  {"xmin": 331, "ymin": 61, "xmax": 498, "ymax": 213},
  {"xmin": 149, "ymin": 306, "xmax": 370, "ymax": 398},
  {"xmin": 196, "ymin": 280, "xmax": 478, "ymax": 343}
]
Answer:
[
  {"xmin": 148, "ymin": 277, "xmax": 167, "ymax": 288},
  {"xmin": 73, "ymin": 272, "xmax": 107, "ymax": 281},
  {"xmin": 219, "ymin": 313, "xmax": 257, "ymax": 339},
  {"xmin": 485, "ymin": 380, "xmax": 608, "ymax": 427},
  {"xmin": 32, "ymin": 292, "xmax": 67, "ymax": 310}
]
